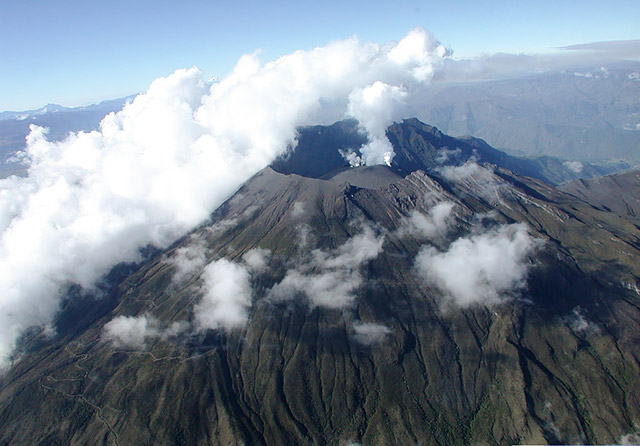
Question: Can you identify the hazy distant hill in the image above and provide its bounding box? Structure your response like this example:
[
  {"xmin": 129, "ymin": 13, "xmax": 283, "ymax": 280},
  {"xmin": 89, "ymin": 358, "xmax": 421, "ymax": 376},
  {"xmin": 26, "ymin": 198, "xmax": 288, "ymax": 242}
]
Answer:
[
  {"xmin": 560, "ymin": 169, "xmax": 640, "ymax": 219},
  {"xmin": 417, "ymin": 61, "xmax": 640, "ymax": 162}
]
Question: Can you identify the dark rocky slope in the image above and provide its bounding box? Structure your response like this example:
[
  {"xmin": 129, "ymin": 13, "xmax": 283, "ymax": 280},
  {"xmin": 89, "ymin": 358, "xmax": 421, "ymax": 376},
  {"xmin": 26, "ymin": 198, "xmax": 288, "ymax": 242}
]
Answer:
[{"xmin": 0, "ymin": 120, "xmax": 639, "ymax": 445}]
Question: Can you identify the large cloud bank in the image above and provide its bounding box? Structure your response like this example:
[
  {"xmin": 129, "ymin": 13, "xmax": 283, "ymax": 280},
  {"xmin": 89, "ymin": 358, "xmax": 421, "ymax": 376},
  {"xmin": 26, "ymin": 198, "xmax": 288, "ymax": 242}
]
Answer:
[{"xmin": 0, "ymin": 29, "xmax": 448, "ymax": 367}]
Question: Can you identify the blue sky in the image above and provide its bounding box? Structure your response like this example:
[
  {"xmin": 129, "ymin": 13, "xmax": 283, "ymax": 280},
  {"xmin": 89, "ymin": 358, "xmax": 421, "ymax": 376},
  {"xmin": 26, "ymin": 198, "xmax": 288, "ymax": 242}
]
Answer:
[{"xmin": 1, "ymin": 0, "xmax": 639, "ymax": 111}]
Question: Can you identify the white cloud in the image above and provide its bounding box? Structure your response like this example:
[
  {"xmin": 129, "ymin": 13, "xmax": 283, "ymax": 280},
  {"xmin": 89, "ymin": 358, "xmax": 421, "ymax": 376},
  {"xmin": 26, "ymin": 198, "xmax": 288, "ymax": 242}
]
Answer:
[
  {"xmin": 439, "ymin": 160, "xmax": 483, "ymax": 182},
  {"xmin": 102, "ymin": 315, "xmax": 160, "ymax": 349},
  {"xmin": 352, "ymin": 322, "xmax": 391, "ymax": 345},
  {"xmin": 269, "ymin": 226, "xmax": 384, "ymax": 309},
  {"xmin": 242, "ymin": 247, "xmax": 271, "ymax": 273},
  {"xmin": 270, "ymin": 269, "xmax": 365, "ymax": 309},
  {"xmin": 563, "ymin": 160, "xmax": 583, "ymax": 173},
  {"xmin": 439, "ymin": 162, "xmax": 506, "ymax": 203},
  {"xmin": 398, "ymin": 201, "xmax": 455, "ymax": 239},
  {"xmin": 169, "ymin": 238, "xmax": 208, "ymax": 283},
  {"xmin": 0, "ymin": 28, "xmax": 449, "ymax": 368},
  {"xmin": 314, "ymin": 226, "xmax": 386, "ymax": 269},
  {"xmin": 620, "ymin": 432, "xmax": 640, "ymax": 445},
  {"xmin": 194, "ymin": 258, "xmax": 252, "ymax": 331},
  {"xmin": 415, "ymin": 224, "xmax": 539, "ymax": 306},
  {"xmin": 102, "ymin": 315, "xmax": 191, "ymax": 348},
  {"xmin": 162, "ymin": 320, "xmax": 190, "ymax": 339},
  {"xmin": 434, "ymin": 40, "xmax": 640, "ymax": 83},
  {"xmin": 291, "ymin": 201, "xmax": 305, "ymax": 218},
  {"xmin": 435, "ymin": 147, "xmax": 461, "ymax": 164}
]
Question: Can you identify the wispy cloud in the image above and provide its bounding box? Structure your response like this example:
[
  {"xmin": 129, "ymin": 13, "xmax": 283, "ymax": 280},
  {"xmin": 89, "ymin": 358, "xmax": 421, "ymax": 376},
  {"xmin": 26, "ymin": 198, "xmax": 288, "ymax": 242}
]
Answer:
[
  {"xmin": 352, "ymin": 322, "xmax": 391, "ymax": 346},
  {"xmin": 102, "ymin": 315, "xmax": 160, "ymax": 349},
  {"xmin": 564, "ymin": 306, "xmax": 600, "ymax": 335},
  {"xmin": 242, "ymin": 247, "xmax": 271, "ymax": 273},
  {"xmin": 398, "ymin": 201, "xmax": 455, "ymax": 239},
  {"xmin": 169, "ymin": 237, "xmax": 208, "ymax": 283},
  {"xmin": 439, "ymin": 162, "xmax": 506, "ymax": 204},
  {"xmin": 620, "ymin": 431, "xmax": 640, "ymax": 445},
  {"xmin": 269, "ymin": 225, "xmax": 384, "ymax": 309},
  {"xmin": 102, "ymin": 315, "xmax": 189, "ymax": 349}
]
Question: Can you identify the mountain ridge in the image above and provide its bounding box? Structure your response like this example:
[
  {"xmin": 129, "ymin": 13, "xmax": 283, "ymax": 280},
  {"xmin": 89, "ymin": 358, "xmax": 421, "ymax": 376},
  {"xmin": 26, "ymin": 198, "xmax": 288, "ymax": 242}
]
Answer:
[{"xmin": 0, "ymin": 118, "xmax": 639, "ymax": 445}]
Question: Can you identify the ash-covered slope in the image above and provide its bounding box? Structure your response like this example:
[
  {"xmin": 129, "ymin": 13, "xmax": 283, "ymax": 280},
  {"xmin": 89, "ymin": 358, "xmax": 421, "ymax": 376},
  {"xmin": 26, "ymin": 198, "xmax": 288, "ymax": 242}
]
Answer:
[{"xmin": 1, "ymin": 120, "xmax": 640, "ymax": 445}]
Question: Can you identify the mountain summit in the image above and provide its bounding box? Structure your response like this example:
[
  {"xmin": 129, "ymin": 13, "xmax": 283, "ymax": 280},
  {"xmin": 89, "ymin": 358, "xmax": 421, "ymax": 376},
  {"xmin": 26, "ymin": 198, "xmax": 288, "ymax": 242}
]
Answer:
[{"xmin": 1, "ymin": 119, "xmax": 639, "ymax": 445}]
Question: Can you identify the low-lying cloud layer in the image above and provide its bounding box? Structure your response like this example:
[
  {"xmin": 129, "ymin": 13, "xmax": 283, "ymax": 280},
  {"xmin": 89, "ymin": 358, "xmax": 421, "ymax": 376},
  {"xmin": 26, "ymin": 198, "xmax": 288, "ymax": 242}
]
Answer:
[
  {"xmin": 0, "ymin": 29, "xmax": 449, "ymax": 367},
  {"xmin": 416, "ymin": 223, "xmax": 539, "ymax": 306}
]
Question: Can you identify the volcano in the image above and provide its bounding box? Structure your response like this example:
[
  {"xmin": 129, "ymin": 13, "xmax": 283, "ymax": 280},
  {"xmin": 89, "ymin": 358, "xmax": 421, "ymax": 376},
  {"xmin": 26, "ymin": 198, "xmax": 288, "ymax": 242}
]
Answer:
[{"xmin": 1, "ymin": 119, "xmax": 639, "ymax": 445}]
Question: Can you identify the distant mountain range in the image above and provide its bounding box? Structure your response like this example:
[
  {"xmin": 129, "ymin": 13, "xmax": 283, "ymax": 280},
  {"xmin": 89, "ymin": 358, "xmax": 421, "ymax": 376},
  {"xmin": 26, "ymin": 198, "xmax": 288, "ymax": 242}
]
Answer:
[
  {"xmin": 417, "ymin": 61, "xmax": 640, "ymax": 162},
  {"xmin": 3, "ymin": 62, "xmax": 638, "ymax": 181},
  {"xmin": 1, "ymin": 118, "xmax": 639, "ymax": 445},
  {"xmin": 0, "ymin": 97, "xmax": 135, "ymax": 122}
]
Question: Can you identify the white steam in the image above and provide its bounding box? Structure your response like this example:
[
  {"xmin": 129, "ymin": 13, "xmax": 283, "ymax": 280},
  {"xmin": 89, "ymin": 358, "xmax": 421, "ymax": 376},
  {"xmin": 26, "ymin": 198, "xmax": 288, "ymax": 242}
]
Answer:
[
  {"xmin": 0, "ymin": 28, "xmax": 448, "ymax": 367},
  {"xmin": 347, "ymin": 81, "xmax": 408, "ymax": 166},
  {"xmin": 269, "ymin": 226, "xmax": 384, "ymax": 309},
  {"xmin": 415, "ymin": 224, "xmax": 539, "ymax": 306}
]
